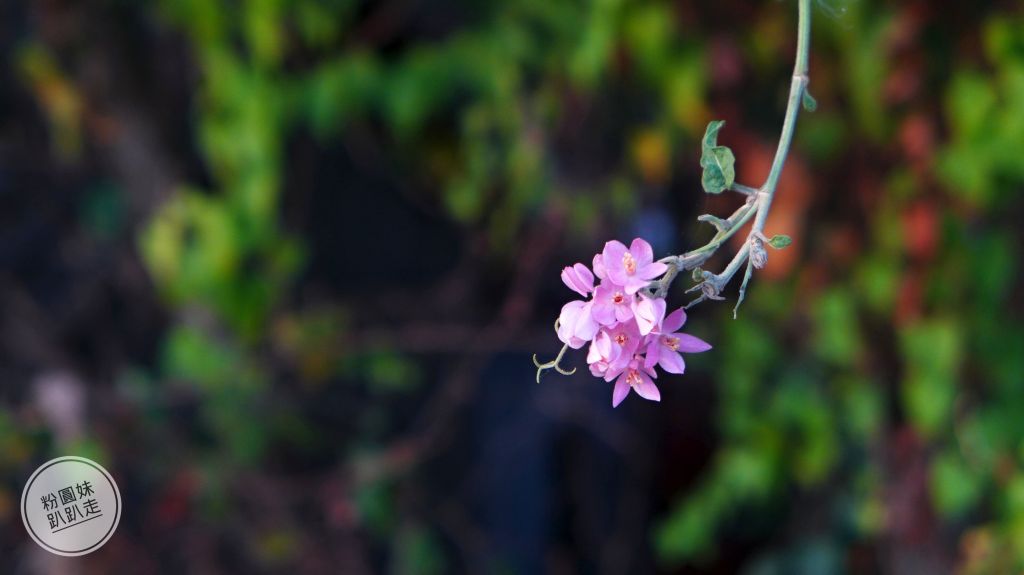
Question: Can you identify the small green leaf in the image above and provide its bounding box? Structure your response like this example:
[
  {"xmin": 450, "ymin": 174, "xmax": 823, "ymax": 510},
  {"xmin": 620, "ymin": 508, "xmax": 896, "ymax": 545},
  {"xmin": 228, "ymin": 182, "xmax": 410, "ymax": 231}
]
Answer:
[
  {"xmin": 768, "ymin": 235, "xmax": 793, "ymax": 249},
  {"xmin": 700, "ymin": 120, "xmax": 736, "ymax": 194},
  {"xmin": 691, "ymin": 268, "xmax": 704, "ymax": 282},
  {"xmin": 802, "ymin": 89, "xmax": 818, "ymax": 112}
]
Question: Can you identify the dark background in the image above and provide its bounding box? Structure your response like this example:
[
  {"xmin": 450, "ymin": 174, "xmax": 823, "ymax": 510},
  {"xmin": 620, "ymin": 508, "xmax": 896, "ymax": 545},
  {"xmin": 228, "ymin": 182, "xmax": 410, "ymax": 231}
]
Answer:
[{"xmin": 2, "ymin": 0, "xmax": 1024, "ymax": 573}]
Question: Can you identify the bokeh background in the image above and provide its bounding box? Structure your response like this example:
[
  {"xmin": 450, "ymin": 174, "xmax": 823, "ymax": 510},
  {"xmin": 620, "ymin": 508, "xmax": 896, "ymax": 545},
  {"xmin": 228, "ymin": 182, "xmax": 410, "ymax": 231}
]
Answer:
[{"xmin": 1, "ymin": 0, "xmax": 1023, "ymax": 573}]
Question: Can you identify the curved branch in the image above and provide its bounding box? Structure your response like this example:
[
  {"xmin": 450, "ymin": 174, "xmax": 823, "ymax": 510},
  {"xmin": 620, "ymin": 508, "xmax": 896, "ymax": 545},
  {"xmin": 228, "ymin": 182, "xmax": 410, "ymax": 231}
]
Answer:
[{"xmin": 651, "ymin": 0, "xmax": 812, "ymax": 312}]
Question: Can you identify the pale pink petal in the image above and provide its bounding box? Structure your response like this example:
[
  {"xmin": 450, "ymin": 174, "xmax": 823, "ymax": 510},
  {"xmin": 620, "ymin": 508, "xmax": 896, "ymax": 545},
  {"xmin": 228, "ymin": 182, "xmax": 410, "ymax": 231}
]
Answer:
[
  {"xmin": 641, "ymin": 361, "xmax": 659, "ymax": 379},
  {"xmin": 572, "ymin": 302, "xmax": 599, "ymax": 343},
  {"xmin": 602, "ymin": 240, "xmax": 628, "ymax": 269},
  {"xmin": 560, "ymin": 268, "xmax": 584, "ymax": 297},
  {"xmin": 595, "ymin": 330, "xmax": 614, "ymax": 359},
  {"xmin": 621, "ymin": 276, "xmax": 650, "ymax": 295},
  {"xmin": 632, "ymin": 373, "xmax": 661, "ymax": 402},
  {"xmin": 587, "ymin": 330, "xmax": 617, "ymax": 364},
  {"xmin": 644, "ymin": 341, "xmax": 661, "ymax": 370},
  {"xmin": 605, "ymin": 353, "xmax": 631, "ymax": 381},
  {"xmin": 630, "ymin": 238, "xmax": 655, "ymax": 266},
  {"xmin": 612, "ymin": 375, "xmax": 631, "ymax": 407},
  {"xmin": 557, "ymin": 300, "xmax": 597, "ymax": 349},
  {"xmin": 675, "ymin": 333, "xmax": 712, "ymax": 353},
  {"xmin": 556, "ymin": 301, "xmax": 585, "ymax": 347},
  {"xmin": 604, "ymin": 362, "xmax": 626, "ymax": 382},
  {"xmin": 591, "ymin": 300, "xmax": 617, "ymax": 326},
  {"xmin": 634, "ymin": 296, "xmax": 666, "ymax": 336},
  {"xmin": 658, "ymin": 350, "xmax": 686, "ymax": 374},
  {"xmin": 574, "ymin": 263, "xmax": 594, "ymax": 289},
  {"xmin": 637, "ymin": 261, "xmax": 668, "ymax": 281},
  {"xmin": 614, "ymin": 298, "xmax": 634, "ymax": 322},
  {"xmin": 603, "ymin": 241, "xmax": 630, "ymax": 286},
  {"xmin": 561, "ymin": 264, "xmax": 593, "ymax": 297},
  {"xmin": 592, "ymin": 253, "xmax": 607, "ymax": 279},
  {"xmin": 662, "ymin": 308, "xmax": 687, "ymax": 333}
]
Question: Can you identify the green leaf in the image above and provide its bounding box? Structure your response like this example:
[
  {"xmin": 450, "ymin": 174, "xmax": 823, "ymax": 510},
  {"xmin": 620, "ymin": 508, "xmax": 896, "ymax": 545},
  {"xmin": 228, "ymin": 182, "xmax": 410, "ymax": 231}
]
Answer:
[
  {"xmin": 700, "ymin": 120, "xmax": 736, "ymax": 194},
  {"xmin": 768, "ymin": 235, "xmax": 793, "ymax": 249},
  {"xmin": 802, "ymin": 89, "xmax": 818, "ymax": 112}
]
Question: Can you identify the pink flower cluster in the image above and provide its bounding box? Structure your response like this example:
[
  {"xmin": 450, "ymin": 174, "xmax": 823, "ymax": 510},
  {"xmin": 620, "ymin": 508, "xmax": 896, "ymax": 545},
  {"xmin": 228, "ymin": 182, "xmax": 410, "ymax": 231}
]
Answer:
[{"xmin": 557, "ymin": 239, "xmax": 712, "ymax": 407}]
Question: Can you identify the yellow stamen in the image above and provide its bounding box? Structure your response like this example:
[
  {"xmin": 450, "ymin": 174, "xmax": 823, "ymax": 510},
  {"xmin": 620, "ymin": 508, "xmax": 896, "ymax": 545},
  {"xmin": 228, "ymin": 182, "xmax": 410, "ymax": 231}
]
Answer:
[{"xmin": 623, "ymin": 253, "xmax": 637, "ymax": 275}]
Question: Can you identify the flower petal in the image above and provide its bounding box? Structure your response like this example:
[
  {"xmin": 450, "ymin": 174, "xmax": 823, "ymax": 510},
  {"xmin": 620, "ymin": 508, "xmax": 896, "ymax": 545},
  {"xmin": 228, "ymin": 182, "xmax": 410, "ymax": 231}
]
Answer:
[
  {"xmin": 561, "ymin": 267, "xmax": 588, "ymax": 297},
  {"xmin": 622, "ymin": 276, "xmax": 649, "ymax": 295},
  {"xmin": 603, "ymin": 241, "xmax": 630, "ymax": 286},
  {"xmin": 658, "ymin": 349, "xmax": 686, "ymax": 374},
  {"xmin": 592, "ymin": 253, "xmax": 607, "ymax": 279},
  {"xmin": 612, "ymin": 375, "xmax": 631, "ymax": 407},
  {"xmin": 604, "ymin": 361, "xmax": 626, "ymax": 382},
  {"xmin": 634, "ymin": 295, "xmax": 666, "ymax": 336},
  {"xmin": 644, "ymin": 341, "xmax": 660, "ymax": 370},
  {"xmin": 637, "ymin": 261, "xmax": 668, "ymax": 281},
  {"xmin": 614, "ymin": 299, "xmax": 635, "ymax": 322},
  {"xmin": 630, "ymin": 238, "xmax": 654, "ymax": 266},
  {"xmin": 574, "ymin": 263, "xmax": 594, "ymax": 286},
  {"xmin": 602, "ymin": 240, "xmax": 628, "ymax": 268},
  {"xmin": 675, "ymin": 333, "xmax": 712, "ymax": 353},
  {"xmin": 591, "ymin": 301, "xmax": 617, "ymax": 326},
  {"xmin": 561, "ymin": 263, "xmax": 595, "ymax": 297},
  {"xmin": 557, "ymin": 301, "xmax": 585, "ymax": 347},
  {"xmin": 572, "ymin": 302, "xmax": 599, "ymax": 342},
  {"xmin": 633, "ymin": 373, "xmax": 661, "ymax": 402},
  {"xmin": 588, "ymin": 330, "xmax": 618, "ymax": 364},
  {"xmin": 662, "ymin": 308, "xmax": 687, "ymax": 333}
]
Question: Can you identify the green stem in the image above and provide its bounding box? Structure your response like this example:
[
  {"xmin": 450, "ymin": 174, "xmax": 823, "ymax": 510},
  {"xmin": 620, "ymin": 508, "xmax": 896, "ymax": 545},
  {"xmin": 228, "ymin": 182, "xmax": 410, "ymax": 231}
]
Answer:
[
  {"xmin": 669, "ymin": 199, "xmax": 757, "ymax": 270},
  {"xmin": 752, "ymin": 0, "xmax": 811, "ymax": 235},
  {"xmin": 729, "ymin": 183, "xmax": 759, "ymax": 196},
  {"xmin": 652, "ymin": 0, "xmax": 811, "ymax": 303}
]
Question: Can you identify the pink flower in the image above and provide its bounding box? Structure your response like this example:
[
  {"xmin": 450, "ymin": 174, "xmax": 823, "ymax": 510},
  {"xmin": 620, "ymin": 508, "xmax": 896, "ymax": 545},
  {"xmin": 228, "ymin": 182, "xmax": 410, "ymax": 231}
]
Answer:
[
  {"xmin": 602, "ymin": 238, "xmax": 668, "ymax": 294},
  {"xmin": 633, "ymin": 294, "xmax": 666, "ymax": 336},
  {"xmin": 561, "ymin": 263, "xmax": 595, "ymax": 297},
  {"xmin": 557, "ymin": 300, "xmax": 599, "ymax": 349},
  {"xmin": 644, "ymin": 308, "xmax": 711, "ymax": 374},
  {"xmin": 597, "ymin": 320, "xmax": 642, "ymax": 381},
  {"xmin": 591, "ymin": 282, "xmax": 635, "ymax": 326},
  {"xmin": 539, "ymin": 236, "xmax": 715, "ymax": 408},
  {"xmin": 612, "ymin": 356, "xmax": 660, "ymax": 407}
]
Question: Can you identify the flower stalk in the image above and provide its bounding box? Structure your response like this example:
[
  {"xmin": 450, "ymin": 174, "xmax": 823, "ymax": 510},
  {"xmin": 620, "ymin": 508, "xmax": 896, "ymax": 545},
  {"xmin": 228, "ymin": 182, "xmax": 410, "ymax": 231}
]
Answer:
[{"xmin": 655, "ymin": 0, "xmax": 812, "ymax": 314}]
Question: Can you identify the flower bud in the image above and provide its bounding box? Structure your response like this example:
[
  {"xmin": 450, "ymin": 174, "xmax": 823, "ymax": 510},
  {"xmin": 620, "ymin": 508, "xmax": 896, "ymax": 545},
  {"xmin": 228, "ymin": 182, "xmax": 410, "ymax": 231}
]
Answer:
[
  {"xmin": 701, "ymin": 281, "xmax": 725, "ymax": 301},
  {"xmin": 750, "ymin": 237, "xmax": 768, "ymax": 270}
]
